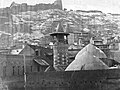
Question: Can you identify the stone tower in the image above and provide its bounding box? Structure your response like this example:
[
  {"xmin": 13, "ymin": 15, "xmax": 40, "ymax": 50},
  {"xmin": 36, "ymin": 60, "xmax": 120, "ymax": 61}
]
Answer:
[
  {"xmin": 50, "ymin": 21, "xmax": 69, "ymax": 71},
  {"xmin": 54, "ymin": 0, "xmax": 63, "ymax": 10}
]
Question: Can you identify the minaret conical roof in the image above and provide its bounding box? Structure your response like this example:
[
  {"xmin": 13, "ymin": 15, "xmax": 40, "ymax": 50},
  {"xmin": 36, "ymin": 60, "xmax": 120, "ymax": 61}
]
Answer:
[
  {"xmin": 50, "ymin": 21, "xmax": 69, "ymax": 36},
  {"xmin": 56, "ymin": 22, "xmax": 64, "ymax": 32}
]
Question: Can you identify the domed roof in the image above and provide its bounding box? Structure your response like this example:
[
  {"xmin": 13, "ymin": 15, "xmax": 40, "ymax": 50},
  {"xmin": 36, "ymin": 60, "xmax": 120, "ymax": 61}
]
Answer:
[
  {"xmin": 75, "ymin": 44, "xmax": 107, "ymax": 60},
  {"xmin": 65, "ymin": 51, "xmax": 109, "ymax": 71}
]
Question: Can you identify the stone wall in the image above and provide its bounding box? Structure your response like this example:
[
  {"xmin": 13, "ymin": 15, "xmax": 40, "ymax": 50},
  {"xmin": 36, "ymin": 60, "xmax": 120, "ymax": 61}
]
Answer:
[
  {"xmin": 2, "ymin": 69, "xmax": 120, "ymax": 90},
  {"xmin": 0, "ymin": 54, "xmax": 47, "ymax": 77}
]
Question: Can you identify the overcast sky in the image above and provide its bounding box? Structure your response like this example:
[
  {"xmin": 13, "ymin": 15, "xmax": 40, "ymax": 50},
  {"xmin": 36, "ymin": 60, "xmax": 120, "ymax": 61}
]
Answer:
[{"xmin": 0, "ymin": 0, "xmax": 120, "ymax": 13}]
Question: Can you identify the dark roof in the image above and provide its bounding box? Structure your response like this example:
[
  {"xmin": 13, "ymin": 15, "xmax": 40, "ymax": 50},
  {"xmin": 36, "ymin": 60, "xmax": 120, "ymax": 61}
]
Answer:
[
  {"xmin": 45, "ymin": 66, "xmax": 56, "ymax": 72},
  {"xmin": 28, "ymin": 44, "xmax": 53, "ymax": 66},
  {"xmin": 99, "ymin": 58, "xmax": 120, "ymax": 67},
  {"xmin": 34, "ymin": 58, "xmax": 49, "ymax": 66},
  {"xmin": 28, "ymin": 44, "xmax": 52, "ymax": 53}
]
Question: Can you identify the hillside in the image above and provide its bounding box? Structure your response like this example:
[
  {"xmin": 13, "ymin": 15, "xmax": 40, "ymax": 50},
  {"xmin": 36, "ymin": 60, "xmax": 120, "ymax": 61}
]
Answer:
[{"xmin": 0, "ymin": 8, "xmax": 120, "ymax": 49}]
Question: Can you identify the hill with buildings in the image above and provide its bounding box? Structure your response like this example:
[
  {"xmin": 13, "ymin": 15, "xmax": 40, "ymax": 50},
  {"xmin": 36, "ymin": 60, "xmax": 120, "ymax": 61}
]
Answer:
[{"xmin": 0, "ymin": 0, "xmax": 120, "ymax": 49}]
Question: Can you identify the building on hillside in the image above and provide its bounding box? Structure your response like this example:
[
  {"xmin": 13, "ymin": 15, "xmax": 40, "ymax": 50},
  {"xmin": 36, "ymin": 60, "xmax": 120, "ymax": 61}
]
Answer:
[
  {"xmin": 78, "ymin": 30, "xmax": 91, "ymax": 46},
  {"xmin": 90, "ymin": 38, "xmax": 110, "ymax": 56},
  {"xmin": 64, "ymin": 23, "xmax": 92, "ymax": 47}
]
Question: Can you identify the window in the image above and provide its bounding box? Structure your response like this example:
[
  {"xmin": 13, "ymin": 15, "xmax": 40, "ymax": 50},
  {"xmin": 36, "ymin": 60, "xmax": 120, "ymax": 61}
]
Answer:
[
  {"xmin": 18, "ymin": 66, "xmax": 20, "ymax": 75},
  {"xmin": 37, "ymin": 66, "xmax": 40, "ymax": 72},
  {"xmin": 13, "ymin": 66, "xmax": 15, "ymax": 75},
  {"xmin": 22, "ymin": 66, "xmax": 24, "ymax": 75},
  {"xmin": 31, "ymin": 66, "xmax": 33, "ymax": 72},
  {"xmin": 35, "ymin": 49, "xmax": 39, "ymax": 56}
]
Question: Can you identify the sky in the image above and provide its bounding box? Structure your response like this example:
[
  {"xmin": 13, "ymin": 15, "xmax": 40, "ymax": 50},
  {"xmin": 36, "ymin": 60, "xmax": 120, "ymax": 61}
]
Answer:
[{"xmin": 0, "ymin": 0, "xmax": 120, "ymax": 14}]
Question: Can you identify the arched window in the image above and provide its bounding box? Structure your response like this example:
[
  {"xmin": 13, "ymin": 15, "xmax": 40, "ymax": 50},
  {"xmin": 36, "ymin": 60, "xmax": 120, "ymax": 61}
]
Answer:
[
  {"xmin": 37, "ymin": 66, "xmax": 40, "ymax": 72},
  {"xmin": 35, "ymin": 49, "xmax": 39, "ymax": 56}
]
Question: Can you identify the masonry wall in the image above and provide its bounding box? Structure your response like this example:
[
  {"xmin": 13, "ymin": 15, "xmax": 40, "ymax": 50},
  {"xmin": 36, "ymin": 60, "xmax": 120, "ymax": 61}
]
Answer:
[
  {"xmin": 0, "ymin": 54, "xmax": 47, "ymax": 77},
  {"xmin": 3, "ymin": 69, "xmax": 120, "ymax": 90}
]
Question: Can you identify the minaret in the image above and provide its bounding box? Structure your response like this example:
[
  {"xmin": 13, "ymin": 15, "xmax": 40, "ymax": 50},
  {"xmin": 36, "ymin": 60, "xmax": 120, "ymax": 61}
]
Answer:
[{"xmin": 50, "ymin": 21, "xmax": 69, "ymax": 71}]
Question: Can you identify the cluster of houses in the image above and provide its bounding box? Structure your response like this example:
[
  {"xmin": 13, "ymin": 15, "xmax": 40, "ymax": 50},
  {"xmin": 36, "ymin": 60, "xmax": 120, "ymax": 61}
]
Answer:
[
  {"xmin": 0, "ymin": 0, "xmax": 120, "ymax": 78},
  {"xmin": 0, "ymin": 20, "xmax": 119, "ymax": 78}
]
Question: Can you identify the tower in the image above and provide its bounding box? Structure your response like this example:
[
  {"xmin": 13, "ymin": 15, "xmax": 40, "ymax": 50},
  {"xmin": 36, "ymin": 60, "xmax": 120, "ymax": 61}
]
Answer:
[
  {"xmin": 54, "ymin": 0, "xmax": 63, "ymax": 10},
  {"xmin": 50, "ymin": 21, "xmax": 69, "ymax": 71}
]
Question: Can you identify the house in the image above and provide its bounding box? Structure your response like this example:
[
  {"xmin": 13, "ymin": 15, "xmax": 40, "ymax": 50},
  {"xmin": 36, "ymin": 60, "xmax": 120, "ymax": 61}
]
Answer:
[
  {"xmin": 0, "ymin": 54, "xmax": 49, "ymax": 77},
  {"xmin": 90, "ymin": 37, "xmax": 110, "ymax": 56},
  {"xmin": 0, "ymin": 44, "xmax": 54, "ymax": 77},
  {"xmin": 78, "ymin": 30, "xmax": 91, "ymax": 46}
]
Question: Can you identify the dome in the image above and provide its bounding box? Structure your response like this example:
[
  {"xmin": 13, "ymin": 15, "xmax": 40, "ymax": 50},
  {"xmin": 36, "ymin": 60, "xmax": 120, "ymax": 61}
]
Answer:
[
  {"xmin": 75, "ymin": 44, "xmax": 107, "ymax": 60},
  {"xmin": 65, "ymin": 51, "xmax": 109, "ymax": 71}
]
